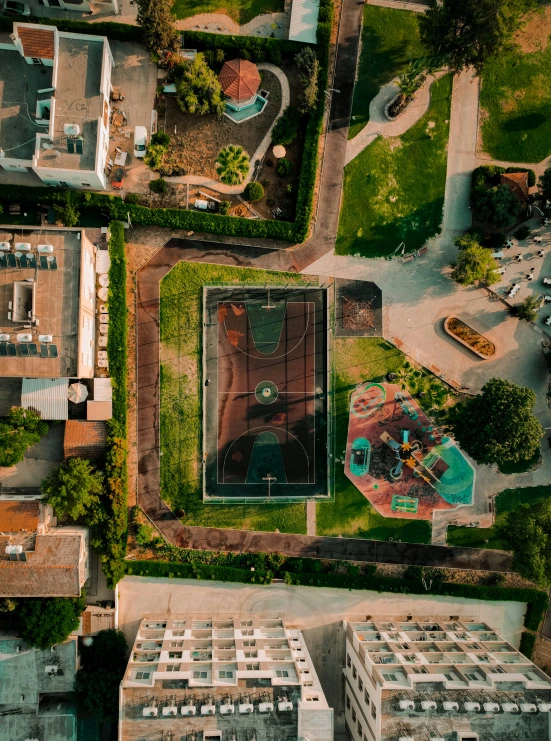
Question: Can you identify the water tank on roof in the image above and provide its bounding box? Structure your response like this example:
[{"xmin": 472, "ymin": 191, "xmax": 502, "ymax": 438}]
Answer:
[
  {"xmin": 399, "ymin": 700, "xmax": 414, "ymax": 710},
  {"xmin": 64, "ymin": 123, "xmax": 80, "ymax": 137},
  {"xmin": 5, "ymin": 545, "xmax": 23, "ymax": 555}
]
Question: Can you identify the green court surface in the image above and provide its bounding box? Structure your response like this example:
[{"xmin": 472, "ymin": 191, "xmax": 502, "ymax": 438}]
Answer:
[
  {"xmin": 247, "ymin": 300, "xmax": 286, "ymax": 354},
  {"xmin": 391, "ymin": 495, "xmax": 418, "ymax": 513},
  {"xmin": 245, "ymin": 431, "xmax": 288, "ymax": 484}
]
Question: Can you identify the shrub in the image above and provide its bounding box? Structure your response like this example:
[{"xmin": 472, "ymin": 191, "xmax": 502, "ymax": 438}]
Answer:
[
  {"xmin": 515, "ymin": 225, "xmax": 530, "ymax": 240},
  {"xmin": 272, "ymin": 106, "xmax": 300, "ymax": 146},
  {"xmin": 517, "ymin": 295, "xmax": 542, "ymax": 322},
  {"xmin": 219, "ymin": 200, "xmax": 230, "ymax": 215},
  {"xmin": 149, "ymin": 177, "xmax": 168, "ymax": 195},
  {"xmin": 151, "ymin": 131, "xmax": 171, "ymax": 147},
  {"xmin": 519, "ymin": 631, "xmax": 536, "ymax": 660},
  {"xmin": 144, "ymin": 143, "xmax": 167, "ymax": 171},
  {"xmin": 244, "ymin": 182, "xmax": 264, "ymax": 202},
  {"xmin": 125, "ymin": 193, "xmax": 140, "ymax": 204},
  {"xmin": 216, "ymin": 145, "xmax": 250, "ymax": 185},
  {"xmin": 277, "ymin": 158, "xmax": 293, "ymax": 177},
  {"xmin": 239, "ymin": 48, "xmax": 252, "ymax": 61}
]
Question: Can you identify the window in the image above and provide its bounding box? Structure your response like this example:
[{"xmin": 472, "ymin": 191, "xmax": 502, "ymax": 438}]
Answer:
[
  {"xmin": 358, "ymin": 677, "xmax": 363, "ymax": 691},
  {"xmin": 173, "ymin": 620, "xmax": 186, "ymax": 627},
  {"xmin": 244, "ymin": 651, "xmax": 258, "ymax": 658},
  {"xmin": 219, "ymin": 670, "xmax": 234, "ymax": 678},
  {"xmin": 364, "ymin": 689, "xmax": 370, "ymax": 707},
  {"xmin": 465, "ymin": 672, "xmax": 482, "ymax": 682},
  {"xmin": 168, "ymin": 652, "xmax": 182, "ymax": 659},
  {"xmin": 172, "ymin": 630, "xmax": 185, "ymax": 637},
  {"xmin": 357, "ymin": 721, "xmax": 362, "ymax": 736},
  {"xmin": 170, "ymin": 641, "xmax": 183, "ymax": 648},
  {"xmin": 347, "ymin": 654, "xmax": 351, "ymax": 668},
  {"xmin": 412, "ymin": 667, "xmax": 428, "ymax": 674},
  {"xmin": 352, "ymin": 709, "xmax": 356, "ymax": 723},
  {"xmin": 243, "ymin": 640, "xmax": 256, "ymax": 647},
  {"xmin": 81, "ymin": 182, "xmax": 91, "ymax": 187},
  {"xmin": 193, "ymin": 670, "xmax": 208, "ymax": 679},
  {"xmin": 346, "ymin": 695, "xmax": 350, "ymax": 710},
  {"xmin": 166, "ymin": 664, "xmax": 180, "ymax": 672},
  {"xmin": 31, "ymin": 57, "xmax": 43, "ymax": 65},
  {"xmin": 242, "ymin": 629, "xmax": 254, "ymax": 636},
  {"xmin": 135, "ymin": 671, "xmax": 150, "ymax": 680},
  {"xmin": 241, "ymin": 620, "xmax": 253, "ymax": 627},
  {"xmin": 246, "ymin": 663, "xmax": 260, "ymax": 671},
  {"xmin": 275, "ymin": 669, "xmax": 289, "ymax": 678},
  {"xmin": 353, "ymin": 665, "xmax": 357, "ymax": 680},
  {"xmin": 371, "ymin": 705, "xmax": 376, "ymax": 720},
  {"xmin": 382, "ymin": 673, "xmax": 397, "ymax": 682}
]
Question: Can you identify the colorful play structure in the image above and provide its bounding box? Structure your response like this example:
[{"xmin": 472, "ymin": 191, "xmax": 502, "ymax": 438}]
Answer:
[{"xmin": 350, "ymin": 437, "xmax": 371, "ymax": 476}]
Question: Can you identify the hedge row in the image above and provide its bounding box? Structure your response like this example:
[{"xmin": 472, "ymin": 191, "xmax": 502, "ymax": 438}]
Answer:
[
  {"xmin": 107, "ymin": 221, "xmax": 128, "ymax": 428},
  {"xmin": 519, "ymin": 631, "xmax": 536, "ymax": 660},
  {"xmin": 0, "ymin": 15, "xmax": 143, "ymax": 41},
  {"xmin": 125, "ymin": 559, "xmax": 272, "ymax": 584}
]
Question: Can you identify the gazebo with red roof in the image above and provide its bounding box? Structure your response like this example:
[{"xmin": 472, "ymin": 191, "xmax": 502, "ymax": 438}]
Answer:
[{"xmin": 219, "ymin": 58, "xmax": 261, "ymax": 105}]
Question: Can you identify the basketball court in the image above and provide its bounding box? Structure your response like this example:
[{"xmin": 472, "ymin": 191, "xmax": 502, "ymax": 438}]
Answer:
[{"xmin": 203, "ymin": 286, "xmax": 329, "ymax": 501}]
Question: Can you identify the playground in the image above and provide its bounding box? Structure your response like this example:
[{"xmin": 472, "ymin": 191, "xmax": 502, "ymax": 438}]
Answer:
[{"xmin": 344, "ymin": 382, "xmax": 475, "ymax": 520}]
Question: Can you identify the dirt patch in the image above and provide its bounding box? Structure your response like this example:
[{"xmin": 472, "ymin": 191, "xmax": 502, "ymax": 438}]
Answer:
[
  {"xmin": 515, "ymin": 6, "xmax": 551, "ymax": 54},
  {"xmin": 156, "ymin": 69, "xmax": 282, "ymax": 179}
]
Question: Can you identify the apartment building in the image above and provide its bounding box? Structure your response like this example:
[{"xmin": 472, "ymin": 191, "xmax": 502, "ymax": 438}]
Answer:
[
  {"xmin": 0, "ymin": 21, "xmax": 113, "ymax": 189},
  {"xmin": 343, "ymin": 616, "xmax": 551, "ymax": 741},
  {"xmin": 119, "ymin": 614, "xmax": 334, "ymax": 741}
]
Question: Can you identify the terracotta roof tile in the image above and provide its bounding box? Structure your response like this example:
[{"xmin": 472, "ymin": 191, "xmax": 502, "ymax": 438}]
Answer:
[
  {"xmin": 64, "ymin": 420, "xmax": 108, "ymax": 460},
  {"xmin": 0, "ymin": 501, "xmax": 39, "ymax": 533},
  {"xmin": 0, "ymin": 533, "xmax": 82, "ymax": 597},
  {"xmin": 500, "ymin": 171, "xmax": 530, "ymax": 203},
  {"xmin": 219, "ymin": 59, "xmax": 261, "ymax": 103},
  {"xmin": 17, "ymin": 26, "xmax": 55, "ymax": 60}
]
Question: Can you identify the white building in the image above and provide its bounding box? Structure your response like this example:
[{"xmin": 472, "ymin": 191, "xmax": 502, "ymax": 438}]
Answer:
[
  {"xmin": 0, "ymin": 22, "xmax": 113, "ymax": 190},
  {"xmin": 344, "ymin": 616, "xmax": 551, "ymax": 741},
  {"xmin": 119, "ymin": 614, "xmax": 334, "ymax": 741}
]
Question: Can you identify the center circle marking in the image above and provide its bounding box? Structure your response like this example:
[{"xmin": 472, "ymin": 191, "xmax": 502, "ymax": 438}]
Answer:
[{"xmin": 255, "ymin": 380, "xmax": 278, "ymax": 405}]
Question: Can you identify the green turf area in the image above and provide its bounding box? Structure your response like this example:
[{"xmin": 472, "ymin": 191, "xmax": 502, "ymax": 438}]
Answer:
[
  {"xmin": 348, "ymin": 6, "xmax": 426, "ymax": 140},
  {"xmin": 447, "ymin": 485, "xmax": 551, "ymax": 549},
  {"xmin": 316, "ymin": 337, "xmax": 450, "ymax": 543},
  {"xmin": 160, "ymin": 261, "xmax": 317, "ymax": 534},
  {"xmin": 338, "ymin": 74, "xmax": 452, "ymax": 258},
  {"xmin": 479, "ymin": 42, "xmax": 551, "ymax": 163},
  {"xmin": 171, "ymin": 0, "xmax": 283, "ymax": 25}
]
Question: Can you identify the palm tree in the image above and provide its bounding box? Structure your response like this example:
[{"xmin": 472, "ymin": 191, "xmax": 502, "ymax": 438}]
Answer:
[{"xmin": 215, "ymin": 145, "xmax": 250, "ymax": 186}]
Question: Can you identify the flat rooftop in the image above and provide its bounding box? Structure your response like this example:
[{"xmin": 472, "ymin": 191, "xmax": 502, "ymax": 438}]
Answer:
[
  {"xmin": 0, "ymin": 228, "xmax": 81, "ymax": 378},
  {"xmin": 0, "ymin": 48, "xmax": 51, "ymax": 161},
  {"xmin": 36, "ymin": 35, "xmax": 104, "ymax": 172}
]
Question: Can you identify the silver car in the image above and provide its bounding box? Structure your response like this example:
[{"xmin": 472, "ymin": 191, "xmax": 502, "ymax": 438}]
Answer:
[{"xmin": 1, "ymin": 1, "xmax": 31, "ymax": 15}]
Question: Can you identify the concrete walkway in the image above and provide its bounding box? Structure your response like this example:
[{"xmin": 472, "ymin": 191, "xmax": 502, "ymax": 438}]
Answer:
[
  {"xmin": 345, "ymin": 72, "xmax": 444, "ymax": 166},
  {"xmin": 164, "ymin": 63, "xmax": 290, "ymax": 195},
  {"xmin": 306, "ymin": 500, "xmax": 316, "ymax": 536}
]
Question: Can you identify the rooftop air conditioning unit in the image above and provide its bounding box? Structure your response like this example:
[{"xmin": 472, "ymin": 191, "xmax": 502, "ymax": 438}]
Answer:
[
  {"xmin": 64, "ymin": 123, "xmax": 80, "ymax": 137},
  {"xmin": 501, "ymin": 702, "xmax": 518, "ymax": 712},
  {"xmin": 520, "ymin": 702, "xmax": 537, "ymax": 713},
  {"xmin": 259, "ymin": 702, "xmax": 274, "ymax": 713},
  {"xmin": 142, "ymin": 707, "xmax": 157, "ymax": 717},
  {"xmin": 161, "ymin": 706, "xmax": 177, "ymax": 716},
  {"xmin": 238, "ymin": 703, "xmax": 253, "ymax": 714},
  {"xmin": 200, "ymin": 704, "xmax": 215, "ymax": 715},
  {"xmin": 421, "ymin": 700, "xmax": 437, "ymax": 711},
  {"xmin": 0, "ymin": 242, "xmax": 10, "ymax": 251},
  {"xmin": 37, "ymin": 244, "xmax": 54, "ymax": 253},
  {"xmin": 277, "ymin": 700, "xmax": 293, "ymax": 712},
  {"xmin": 180, "ymin": 705, "xmax": 195, "ymax": 716},
  {"xmin": 5, "ymin": 545, "xmax": 23, "ymax": 555},
  {"xmin": 538, "ymin": 701, "xmax": 551, "ymax": 712},
  {"xmin": 483, "ymin": 701, "xmax": 499, "ymax": 712},
  {"xmin": 443, "ymin": 701, "xmax": 459, "ymax": 711},
  {"xmin": 399, "ymin": 700, "xmax": 414, "ymax": 710},
  {"xmin": 398, "ymin": 736, "xmax": 414, "ymax": 741},
  {"xmin": 220, "ymin": 703, "xmax": 234, "ymax": 715},
  {"xmin": 15, "ymin": 243, "xmax": 31, "ymax": 252},
  {"xmin": 464, "ymin": 701, "xmax": 480, "ymax": 712}
]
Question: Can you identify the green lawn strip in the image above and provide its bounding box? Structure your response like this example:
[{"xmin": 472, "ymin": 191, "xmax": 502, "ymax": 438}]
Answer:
[
  {"xmin": 447, "ymin": 484, "xmax": 551, "ymax": 550},
  {"xmin": 480, "ymin": 44, "xmax": 551, "ymax": 163},
  {"xmin": 348, "ymin": 5, "xmax": 426, "ymax": 140},
  {"xmin": 160, "ymin": 261, "xmax": 317, "ymax": 534},
  {"xmin": 317, "ymin": 337, "xmax": 450, "ymax": 543},
  {"xmin": 171, "ymin": 0, "xmax": 283, "ymax": 24},
  {"xmin": 337, "ymin": 74, "xmax": 452, "ymax": 258}
]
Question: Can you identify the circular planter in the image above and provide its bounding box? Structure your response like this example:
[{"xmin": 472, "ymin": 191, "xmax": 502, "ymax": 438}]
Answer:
[{"xmin": 444, "ymin": 316, "xmax": 496, "ymax": 359}]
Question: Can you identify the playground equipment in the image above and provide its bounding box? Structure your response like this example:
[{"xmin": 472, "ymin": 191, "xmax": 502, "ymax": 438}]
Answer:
[
  {"xmin": 350, "ymin": 382, "xmax": 386, "ymax": 418},
  {"xmin": 350, "ymin": 437, "xmax": 371, "ymax": 477},
  {"xmin": 381, "ymin": 429, "xmax": 438, "ymax": 487},
  {"xmin": 395, "ymin": 391, "xmax": 418, "ymax": 421}
]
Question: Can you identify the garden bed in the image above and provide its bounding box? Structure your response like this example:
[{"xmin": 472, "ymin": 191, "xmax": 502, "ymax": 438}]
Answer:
[{"xmin": 444, "ymin": 316, "xmax": 496, "ymax": 359}]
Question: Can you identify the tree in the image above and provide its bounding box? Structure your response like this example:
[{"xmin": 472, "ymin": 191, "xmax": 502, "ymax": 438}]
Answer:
[
  {"xmin": 42, "ymin": 458, "xmax": 104, "ymax": 521},
  {"xmin": 474, "ymin": 184, "xmax": 521, "ymax": 227},
  {"xmin": 517, "ymin": 295, "xmax": 542, "ymax": 322},
  {"xmin": 53, "ymin": 192, "xmax": 79, "ymax": 227},
  {"xmin": 215, "ymin": 145, "xmax": 250, "ymax": 185},
  {"xmin": 0, "ymin": 407, "xmax": 48, "ymax": 468},
  {"xmin": 244, "ymin": 181, "xmax": 264, "ymax": 202},
  {"xmin": 277, "ymin": 158, "xmax": 293, "ymax": 177},
  {"xmin": 295, "ymin": 47, "xmax": 320, "ymax": 112},
  {"xmin": 500, "ymin": 500, "xmax": 551, "ymax": 586},
  {"xmin": 136, "ymin": 0, "xmax": 179, "ymax": 56},
  {"xmin": 539, "ymin": 165, "xmax": 551, "ymax": 205},
  {"xmin": 451, "ymin": 241, "xmax": 500, "ymax": 286},
  {"xmin": 75, "ymin": 629, "xmax": 128, "ymax": 720},
  {"xmin": 17, "ymin": 596, "xmax": 85, "ymax": 649},
  {"xmin": 149, "ymin": 177, "xmax": 168, "ymax": 195},
  {"xmin": 448, "ymin": 378, "xmax": 543, "ymax": 465},
  {"xmin": 420, "ymin": 0, "xmax": 536, "ymax": 73},
  {"xmin": 175, "ymin": 53, "xmax": 224, "ymax": 116}
]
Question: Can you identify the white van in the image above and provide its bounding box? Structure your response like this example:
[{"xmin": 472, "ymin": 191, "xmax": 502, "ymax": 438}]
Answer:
[{"xmin": 133, "ymin": 126, "xmax": 148, "ymax": 159}]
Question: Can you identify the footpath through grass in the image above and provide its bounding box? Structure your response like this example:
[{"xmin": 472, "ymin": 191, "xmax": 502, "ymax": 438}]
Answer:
[
  {"xmin": 480, "ymin": 41, "xmax": 551, "ymax": 163},
  {"xmin": 337, "ymin": 74, "xmax": 452, "ymax": 258},
  {"xmin": 160, "ymin": 261, "xmax": 316, "ymax": 534},
  {"xmin": 171, "ymin": 0, "xmax": 283, "ymax": 25},
  {"xmin": 316, "ymin": 337, "xmax": 447, "ymax": 544},
  {"xmin": 447, "ymin": 485, "xmax": 551, "ymax": 549},
  {"xmin": 348, "ymin": 6, "xmax": 426, "ymax": 140}
]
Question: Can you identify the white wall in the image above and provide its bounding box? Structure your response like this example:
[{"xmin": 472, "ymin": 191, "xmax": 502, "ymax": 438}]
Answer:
[{"xmin": 77, "ymin": 236, "xmax": 96, "ymax": 378}]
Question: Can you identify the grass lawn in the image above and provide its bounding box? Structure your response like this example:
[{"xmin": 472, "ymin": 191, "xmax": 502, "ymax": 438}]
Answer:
[
  {"xmin": 447, "ymin": 485, "xmax": 551, "ymax": 549},
  {"xmin": 316, "ymin": 337, "xmax": 451, "ymax": 544},
  {"xmin": 348, "ymin": 6, "xmax": 426, "ymax": 140},
  {"xmin": 171, "ymin": 0, "xmax": 283, "ymax": 25},
  {"xmin": 337, "ymin": 74, "xmax": 452, "ymax": 258},
  {"xmin": 160, "ymin": 261, "xmax": 317, "ymax": 534},
  {"xmin": 479, "ymin": 41, "xmax": 551, "ymax": 163}
]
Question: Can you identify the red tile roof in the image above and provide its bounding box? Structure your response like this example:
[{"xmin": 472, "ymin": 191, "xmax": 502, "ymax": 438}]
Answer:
[
  {"xmin": 17, "ymin": 26, "xmax": 55, "ymax": 60},
  {"xmin": 219, "ymin": 59, "xmax": 261, "ymax": 103},
  {"xmin": 0, "ymin": 500, "xmax": 39, "ymax": 533},
  {"xmin": 0, "ymin": 533, "xmax": 82, "ymax": 597},
  {"xmin": 64, "ymin": 420, "xmax": 108, "ymax": 460},
  {"xmin": 500, "ymin": 171, "xmax": 530, "ymax": 203}
]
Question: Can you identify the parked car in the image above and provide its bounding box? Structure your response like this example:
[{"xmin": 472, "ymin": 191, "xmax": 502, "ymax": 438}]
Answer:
[
  {"xmin": 133, "ymin": 126, "xmax": 148, "ymax": 159},
  {"xmin": 112, "ymin": 168, "xmax": 125, "ymax": 190},
  {"xmin": 1, "ymin": 1, "xmax": 31, "ymax": 15}
]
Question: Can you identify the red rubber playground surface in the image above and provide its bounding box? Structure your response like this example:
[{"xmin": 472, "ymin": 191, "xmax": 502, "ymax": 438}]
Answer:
[{"xmin": 203, "ymin": 286, "xmax": 328, "ymax": 500}]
